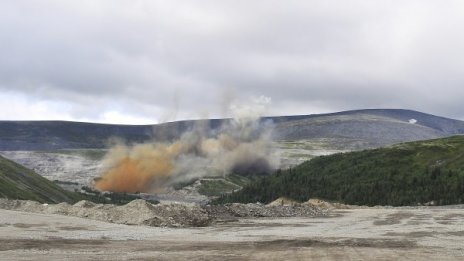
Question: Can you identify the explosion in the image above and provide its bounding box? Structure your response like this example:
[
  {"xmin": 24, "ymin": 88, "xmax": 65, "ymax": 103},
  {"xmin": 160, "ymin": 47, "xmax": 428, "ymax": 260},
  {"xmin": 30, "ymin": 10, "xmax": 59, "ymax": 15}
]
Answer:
[
  {"xmin": 95, "ymin": 97, "xmax": 278, "ymax": 193},
  {"xmin": 94, "ymin": 142, "xmax": 182, "ymax": 193}
]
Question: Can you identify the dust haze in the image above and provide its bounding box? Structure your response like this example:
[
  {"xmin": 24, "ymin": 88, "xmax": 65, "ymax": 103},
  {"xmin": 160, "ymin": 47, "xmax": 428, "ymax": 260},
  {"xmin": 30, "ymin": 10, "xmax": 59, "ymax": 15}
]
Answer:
[{"xmin": 95, "ymin": 96, "xmax": 279, "ymax": 193}]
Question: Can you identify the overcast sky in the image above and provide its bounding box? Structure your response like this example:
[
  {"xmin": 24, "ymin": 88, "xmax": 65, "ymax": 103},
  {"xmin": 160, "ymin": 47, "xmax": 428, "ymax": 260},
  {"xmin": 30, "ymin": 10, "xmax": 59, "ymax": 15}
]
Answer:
[{"xmin": 1, "ymin": 0, "xmax": 463, "ymax": 124}]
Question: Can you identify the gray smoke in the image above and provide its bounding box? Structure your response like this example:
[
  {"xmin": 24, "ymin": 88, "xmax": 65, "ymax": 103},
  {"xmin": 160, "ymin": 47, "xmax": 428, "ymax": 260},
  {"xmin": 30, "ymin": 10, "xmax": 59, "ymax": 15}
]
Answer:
[{"xmin": 96, "ymin": 96, "xmax": 279, "ymax": 193}]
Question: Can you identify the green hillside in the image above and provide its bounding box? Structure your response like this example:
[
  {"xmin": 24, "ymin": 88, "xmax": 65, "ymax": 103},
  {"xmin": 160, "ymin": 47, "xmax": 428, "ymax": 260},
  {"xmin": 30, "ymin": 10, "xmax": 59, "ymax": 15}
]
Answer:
[
  {"xmin": 0, "ymin": 155, "xmax": 80, "ymax": 203},
  {"xmin": 217, "ymin": 136, "xmax": 464, "ymax": 206}
]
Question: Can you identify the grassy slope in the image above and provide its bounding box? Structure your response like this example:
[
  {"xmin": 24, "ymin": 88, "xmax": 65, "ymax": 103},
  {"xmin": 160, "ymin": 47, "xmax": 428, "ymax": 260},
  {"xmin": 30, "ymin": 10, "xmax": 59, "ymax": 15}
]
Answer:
[
  {"xmin": 197, "ymin": 175, "xmax": 252, "ymax": 197},
  {"xmin": 217, "ymin": 136, "xmax": 464, "ymax": 206},
  {"xmin": 0, "ymin": 155, "xmax": 80, "ymax": 203}
]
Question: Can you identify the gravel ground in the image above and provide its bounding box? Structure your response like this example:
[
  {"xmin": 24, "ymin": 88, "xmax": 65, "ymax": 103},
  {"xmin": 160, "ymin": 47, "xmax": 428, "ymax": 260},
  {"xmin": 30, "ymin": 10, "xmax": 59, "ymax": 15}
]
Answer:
[{"xmin": 1, "ymin": 207, "xmax": 463, "ymax": 260}]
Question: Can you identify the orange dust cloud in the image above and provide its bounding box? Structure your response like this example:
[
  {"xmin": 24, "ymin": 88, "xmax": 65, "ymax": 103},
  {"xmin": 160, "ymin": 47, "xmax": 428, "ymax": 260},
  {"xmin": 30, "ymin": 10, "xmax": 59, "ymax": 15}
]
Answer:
[{"xmin": 95, "ymin": 142, "xmax": 183, "ymax": 193}]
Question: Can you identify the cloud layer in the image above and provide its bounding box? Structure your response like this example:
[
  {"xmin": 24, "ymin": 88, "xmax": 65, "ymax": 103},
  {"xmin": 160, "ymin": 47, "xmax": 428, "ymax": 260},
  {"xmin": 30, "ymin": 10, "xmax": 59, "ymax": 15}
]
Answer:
[{"xmin": 1, "ymin": 0, "xmax": 463, "ymax": 123}]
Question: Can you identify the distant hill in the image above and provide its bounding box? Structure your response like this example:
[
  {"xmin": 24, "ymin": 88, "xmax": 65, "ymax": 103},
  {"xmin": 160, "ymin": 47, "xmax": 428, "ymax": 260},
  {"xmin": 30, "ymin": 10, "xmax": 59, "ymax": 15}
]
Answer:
[
  {"xmin": 0, "ymin": 119, "xmax": 222, "ymax": 150},
  {"xmin": 0, "ymin": 121, "xmax": 155, "ymax": 150},
  {"xmin": 0, "ymin": 109, "xmax": 463, "ymax": 150},
  {"xmin": 271, "ymin": 109, "xmax": 464, "ymax": 148},
  {"xmin": 0, "ymin": 154, "xmax": 79, "ymax": 203},
  {"xmin": 216, "ymin": 136, "xmax": 464, "ymax": 206}
]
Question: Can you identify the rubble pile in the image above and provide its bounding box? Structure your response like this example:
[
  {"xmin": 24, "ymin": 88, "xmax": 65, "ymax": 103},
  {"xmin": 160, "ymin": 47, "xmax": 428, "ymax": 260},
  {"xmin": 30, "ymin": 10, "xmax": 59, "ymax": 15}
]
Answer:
[
  {"xmin": 306, "ymin": 198, "xmax": 350, "ymax": 210},
  {"xmin": 204, "ymin": 202, "xmax": 326, "ymax": 219},
  {"xmin": 0, "ymin": 197, "xmax": 328, "ymax": 227},
  {"xmin": 0, "ymin": 198, "xmax": 211, "ymax": 227}
]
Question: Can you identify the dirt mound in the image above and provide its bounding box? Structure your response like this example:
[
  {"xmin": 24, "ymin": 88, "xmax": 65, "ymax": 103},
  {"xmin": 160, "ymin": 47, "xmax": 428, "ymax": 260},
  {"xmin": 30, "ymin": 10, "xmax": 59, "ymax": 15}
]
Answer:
[
  {"xmin": 305, "ymin": 198, "xmax": 350, "ymax": 210},
  {"xmin": 267, "ymin": 197, "xmax": 300, "ymax": 207},
  {"xmin": 0, "ymin": 198, "xmax": 211, "ymax": 227},
  {"xmin": 73, "ymin": 200, "xmax": 96, "ymax": 208}
]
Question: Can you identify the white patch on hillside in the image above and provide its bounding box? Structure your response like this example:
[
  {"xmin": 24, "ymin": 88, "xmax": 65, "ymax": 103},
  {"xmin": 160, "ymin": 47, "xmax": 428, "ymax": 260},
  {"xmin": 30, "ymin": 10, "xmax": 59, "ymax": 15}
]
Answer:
[{"xmin": 409, "ymin": 119, "xmax": 417, "ymax": 124}]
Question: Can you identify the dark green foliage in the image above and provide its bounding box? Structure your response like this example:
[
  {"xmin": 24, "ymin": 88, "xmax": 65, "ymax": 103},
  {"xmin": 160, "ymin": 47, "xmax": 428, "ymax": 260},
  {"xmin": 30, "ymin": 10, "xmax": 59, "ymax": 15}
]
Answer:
[
  {"xmin": 226, "ymin": 174, "xmax": 254, "ymax": 187},
  {"xmin": 216, "ymin": 136, "xmax": 464, "ymax": 206}
]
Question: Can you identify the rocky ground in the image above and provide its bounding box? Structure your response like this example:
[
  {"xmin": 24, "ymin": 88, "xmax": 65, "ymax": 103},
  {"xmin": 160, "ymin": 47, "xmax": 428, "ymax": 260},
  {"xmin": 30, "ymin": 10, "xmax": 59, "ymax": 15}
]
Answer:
[
  {"xmin": 0, "ymin": 205, "xmax": 463, "ymax": 260},
  {"xmin": 205, "ymin": 202, "xmax": 327, "ymax": 219}
]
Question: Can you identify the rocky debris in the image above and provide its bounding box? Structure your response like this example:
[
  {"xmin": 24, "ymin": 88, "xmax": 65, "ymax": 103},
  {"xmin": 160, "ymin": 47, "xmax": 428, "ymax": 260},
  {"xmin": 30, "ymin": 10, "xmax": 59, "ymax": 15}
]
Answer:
[
  {"xmin": 0, "ymin": 198, "xmax": 327, "ymax": 227},
  {"xmin": 306, "ymin": 198, "xmax": 351, "ymax": 210},
  {"xmin": 0, "ymin": 198, "xmax": 211, "ymax": 228},
  {"xmin": 267, "ymin": 197, "xmax": 300, "ymax": 207},
  {"xmin": 73, "ymin": 200, "xmax": 97, "ymax": 208},
  {"xmin": 204, "ymin": 202, "xmax": 326, "ymax": 219}
]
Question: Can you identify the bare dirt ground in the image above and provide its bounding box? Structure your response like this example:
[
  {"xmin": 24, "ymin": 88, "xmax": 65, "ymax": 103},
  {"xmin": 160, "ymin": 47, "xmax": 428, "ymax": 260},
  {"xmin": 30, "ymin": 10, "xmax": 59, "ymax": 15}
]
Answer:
[{"xmin": 1, "ymin": 207, "xmax": 464, "ymax": 260}]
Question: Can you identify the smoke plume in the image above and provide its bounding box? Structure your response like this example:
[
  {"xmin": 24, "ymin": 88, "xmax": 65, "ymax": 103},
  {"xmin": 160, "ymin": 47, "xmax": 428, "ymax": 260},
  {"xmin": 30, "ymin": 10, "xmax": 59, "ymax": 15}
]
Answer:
[{"xmin": 95, "ymin": 96, "xmax": 279, "ymax": 193}]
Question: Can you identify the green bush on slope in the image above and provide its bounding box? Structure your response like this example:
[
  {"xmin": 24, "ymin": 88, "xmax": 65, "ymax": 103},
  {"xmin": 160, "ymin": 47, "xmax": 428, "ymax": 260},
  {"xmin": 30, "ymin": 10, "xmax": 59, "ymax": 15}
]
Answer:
[{"xmin": 217, "ymin": 136, "xmax": 464, "ymax": 206}]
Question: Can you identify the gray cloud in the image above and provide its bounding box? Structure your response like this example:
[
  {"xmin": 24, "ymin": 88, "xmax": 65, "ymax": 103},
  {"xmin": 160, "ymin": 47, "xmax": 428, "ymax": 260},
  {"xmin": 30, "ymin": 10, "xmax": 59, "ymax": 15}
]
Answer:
[{"xmin": 1, "ymin": 0, "xmax": 463, "ymax": 123}]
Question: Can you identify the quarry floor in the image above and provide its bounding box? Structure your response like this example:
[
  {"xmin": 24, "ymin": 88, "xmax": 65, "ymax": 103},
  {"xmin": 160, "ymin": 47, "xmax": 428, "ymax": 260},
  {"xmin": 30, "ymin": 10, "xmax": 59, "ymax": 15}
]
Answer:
[{"xmin": 1, "ymin": 207, "xmax": 464, "ymax": 260}]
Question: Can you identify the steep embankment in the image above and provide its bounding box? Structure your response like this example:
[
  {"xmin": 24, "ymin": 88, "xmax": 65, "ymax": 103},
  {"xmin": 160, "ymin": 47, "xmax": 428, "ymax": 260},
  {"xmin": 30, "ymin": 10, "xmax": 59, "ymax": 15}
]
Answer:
[
  {"xmin": 218, "ymin": 136, "xmax": 464, "ymax": 206},
  {"xmin": 0, "ymin": 155, "xmax": 79, "ymax": 203}
]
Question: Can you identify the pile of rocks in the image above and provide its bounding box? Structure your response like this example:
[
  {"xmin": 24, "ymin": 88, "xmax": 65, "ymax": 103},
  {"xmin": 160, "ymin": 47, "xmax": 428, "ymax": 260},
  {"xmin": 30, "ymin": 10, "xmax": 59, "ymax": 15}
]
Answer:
[
  {"xmin": 0, "ymin": 197, "xmax": 328, "ymax": 227},
  {"xmin": 0, "ymin": 198, "xmax": 211, "ymax": 227},
  {"xmin": 204, "ymin": 202, "xmax": 326, "ymax": 219},
  {"xmin": 306, "ymin": 198, "xmax": 351, "ymax": 210}
]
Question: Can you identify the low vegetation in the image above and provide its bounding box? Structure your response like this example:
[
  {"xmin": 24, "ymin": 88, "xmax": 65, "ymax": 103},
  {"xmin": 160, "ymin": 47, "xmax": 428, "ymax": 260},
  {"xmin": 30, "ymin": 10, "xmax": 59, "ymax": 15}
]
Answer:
[
  {"xmin": 197, "ymin": 179, "xmax": 241, "ymax": 197},
  {"xmin": 79, "ymin": 186, "xmax": 159, "ymax": 205},
  {"xmin": 0, "ymin": 155, "xmax": 159, "ymax": 205},
  {"xmin": 217, "ymin": 136, "xmax": 464, "ymax": 206},
  {"xmin": 0, "ymin": 155, "xmax": 80, "ymax": 203},
  {"xmin": 172, "ymin": 174, "xmax": 254, "ymax": 197}
]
